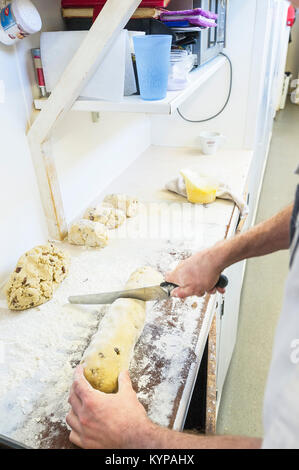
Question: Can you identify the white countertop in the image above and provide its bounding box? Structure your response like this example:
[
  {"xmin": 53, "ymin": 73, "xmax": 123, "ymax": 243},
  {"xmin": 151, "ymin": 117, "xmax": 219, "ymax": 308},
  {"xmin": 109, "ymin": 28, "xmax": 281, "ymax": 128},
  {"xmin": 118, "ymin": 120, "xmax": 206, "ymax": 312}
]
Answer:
[{"xmin": 94, "ymin": 145, "xmax": 253, "ymax": 229}]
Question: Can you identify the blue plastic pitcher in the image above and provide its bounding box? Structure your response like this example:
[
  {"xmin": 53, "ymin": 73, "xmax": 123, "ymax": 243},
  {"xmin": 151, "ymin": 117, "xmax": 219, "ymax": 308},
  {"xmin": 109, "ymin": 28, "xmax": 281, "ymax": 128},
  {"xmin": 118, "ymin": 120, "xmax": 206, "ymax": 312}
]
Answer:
[{"xmin": 133, "ymin": 35, "xmax": 172, "ymax": 101}]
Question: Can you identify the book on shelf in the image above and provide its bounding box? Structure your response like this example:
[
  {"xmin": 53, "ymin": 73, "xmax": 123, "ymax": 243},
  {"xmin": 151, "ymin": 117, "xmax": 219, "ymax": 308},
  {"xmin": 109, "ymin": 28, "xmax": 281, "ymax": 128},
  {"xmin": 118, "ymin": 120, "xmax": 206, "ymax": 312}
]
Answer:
[
  {"xmin": 62, "ymin": 7, "xmax": 164, "ymax": 20},
  {"xmin": 132, "ymin": 7, "xmax": 164, "ymax": 19},
  {"xmin": 62, "ymin": 7, "xmax": 93, "ymax": 18}
]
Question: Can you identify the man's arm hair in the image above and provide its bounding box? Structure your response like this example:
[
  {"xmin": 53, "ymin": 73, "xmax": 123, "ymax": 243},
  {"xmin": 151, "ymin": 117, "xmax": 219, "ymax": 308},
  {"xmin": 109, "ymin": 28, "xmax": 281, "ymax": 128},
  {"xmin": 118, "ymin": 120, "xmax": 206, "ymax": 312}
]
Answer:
[
  {"xmin": 215, "ymin": 204, "xmax": 293, "ymax": 271},
  {"xmin": 136, "ymin": 422, "xmax": 262, "ymax": 449},
  {"xmin": 133, "ymin": 207, "xmax": 292, "ymax": 449}
]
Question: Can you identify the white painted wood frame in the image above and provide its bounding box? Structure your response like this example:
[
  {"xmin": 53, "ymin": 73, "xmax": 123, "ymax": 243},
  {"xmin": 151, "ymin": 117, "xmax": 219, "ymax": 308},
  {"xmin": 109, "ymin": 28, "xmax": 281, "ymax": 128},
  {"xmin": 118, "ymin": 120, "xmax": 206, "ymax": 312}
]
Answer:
[{"xmin": 27, "ymin": 0, "xmax": 142, "ymax": 240}]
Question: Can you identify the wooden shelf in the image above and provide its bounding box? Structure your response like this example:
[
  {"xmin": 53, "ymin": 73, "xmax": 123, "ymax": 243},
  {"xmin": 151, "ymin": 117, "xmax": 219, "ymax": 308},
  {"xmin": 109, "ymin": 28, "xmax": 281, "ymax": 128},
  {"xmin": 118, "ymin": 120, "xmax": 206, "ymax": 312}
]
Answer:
[{"xmin": 34, "ymin": 56, "xmax": 226, "ymax": 116}]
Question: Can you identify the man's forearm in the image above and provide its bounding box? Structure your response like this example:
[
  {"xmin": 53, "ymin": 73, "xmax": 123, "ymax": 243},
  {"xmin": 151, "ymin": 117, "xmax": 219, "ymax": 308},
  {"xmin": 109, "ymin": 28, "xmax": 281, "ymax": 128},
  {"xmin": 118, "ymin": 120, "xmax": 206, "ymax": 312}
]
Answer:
[
  {"xmin": 134, "ymin": 422, "xmax": 261, "ymax": 449},
  {"xmin": 215, "ymin": 205, "xmax": 293, "ymax": 271}
]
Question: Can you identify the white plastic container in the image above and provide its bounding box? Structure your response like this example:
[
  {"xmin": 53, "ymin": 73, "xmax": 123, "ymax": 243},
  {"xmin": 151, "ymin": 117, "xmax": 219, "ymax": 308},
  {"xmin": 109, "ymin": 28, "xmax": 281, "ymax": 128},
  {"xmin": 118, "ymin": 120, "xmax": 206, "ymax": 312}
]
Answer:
[
  {"xmin": 168, "ymin": 50, "xmax": 194, "ymax": 91},
  {"xmin": 0, "ymin": 0, "xmax": 42, "ymax": 46}
]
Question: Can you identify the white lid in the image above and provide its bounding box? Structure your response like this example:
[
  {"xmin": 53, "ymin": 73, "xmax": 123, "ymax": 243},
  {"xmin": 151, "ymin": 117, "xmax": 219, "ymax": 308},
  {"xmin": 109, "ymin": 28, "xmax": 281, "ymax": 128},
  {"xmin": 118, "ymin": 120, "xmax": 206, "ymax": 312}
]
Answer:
[{"xmin": 12, "ymin": 0, "xmax": 42, "ymax": 35}]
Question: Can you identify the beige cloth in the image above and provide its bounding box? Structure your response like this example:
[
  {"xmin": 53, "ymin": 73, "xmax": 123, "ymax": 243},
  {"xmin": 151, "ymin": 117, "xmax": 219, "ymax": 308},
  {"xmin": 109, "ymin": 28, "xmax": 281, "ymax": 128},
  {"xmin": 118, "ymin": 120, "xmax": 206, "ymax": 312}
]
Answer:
[{"xmin": 165, "ymin": 175, "xmax": 249, "ymax": 217}]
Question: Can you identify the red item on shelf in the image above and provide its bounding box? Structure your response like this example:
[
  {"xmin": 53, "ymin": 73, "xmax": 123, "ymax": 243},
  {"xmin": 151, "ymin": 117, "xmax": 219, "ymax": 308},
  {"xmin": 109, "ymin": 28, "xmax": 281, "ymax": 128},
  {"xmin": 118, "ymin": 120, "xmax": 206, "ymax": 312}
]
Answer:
[
  {"xmin": 62, "ymin": 1, "xmax": 99, "ymax": 5},
  {"xmin": 287, "ymin": 5, "xmax": 296, "ymax": 27},
  {"xmin": 62, "ymin": 0, "xmax": 171, "ymax": 7},
  {"xmin": 93, "ymin": 5, "xmax": 102, "ymax": 22}
]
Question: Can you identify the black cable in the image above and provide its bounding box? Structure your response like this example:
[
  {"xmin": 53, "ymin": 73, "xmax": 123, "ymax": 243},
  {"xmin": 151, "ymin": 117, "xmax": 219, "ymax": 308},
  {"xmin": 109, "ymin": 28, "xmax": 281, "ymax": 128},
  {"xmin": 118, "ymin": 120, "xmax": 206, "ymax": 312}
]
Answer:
[{"xmin": 177, "ymin": 52, "xmax": 233, "ymax": 123}]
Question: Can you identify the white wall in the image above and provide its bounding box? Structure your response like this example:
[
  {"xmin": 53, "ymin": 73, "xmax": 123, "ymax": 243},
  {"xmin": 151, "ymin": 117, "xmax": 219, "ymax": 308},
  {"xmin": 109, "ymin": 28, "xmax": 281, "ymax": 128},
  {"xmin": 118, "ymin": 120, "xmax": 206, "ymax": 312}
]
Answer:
[
  {"xmin": 0, "ymin": 43, "xmax": 48, "ymax": 285},
  {"xmin": 53, "ymin": 111, "xmax": 151, "ymax": 224},
  {"xmin": 0, "ymin": 1, "xmax": 67, "ymax": 285},
  {"xmin": 150, "ymin": 0, "xmax": 257, "ymax": 150},
  {"xmin": 0, "ymin": 0, "xmax": 151, "ymax": 285}
]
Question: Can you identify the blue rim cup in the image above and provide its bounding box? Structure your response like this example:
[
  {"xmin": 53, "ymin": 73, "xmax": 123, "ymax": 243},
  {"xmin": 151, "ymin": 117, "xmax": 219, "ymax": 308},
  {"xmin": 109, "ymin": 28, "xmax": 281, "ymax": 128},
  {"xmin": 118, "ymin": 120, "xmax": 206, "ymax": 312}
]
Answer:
[{"xmin": 133, "ymin": 35, "xmax": 172, "ymax": 101}]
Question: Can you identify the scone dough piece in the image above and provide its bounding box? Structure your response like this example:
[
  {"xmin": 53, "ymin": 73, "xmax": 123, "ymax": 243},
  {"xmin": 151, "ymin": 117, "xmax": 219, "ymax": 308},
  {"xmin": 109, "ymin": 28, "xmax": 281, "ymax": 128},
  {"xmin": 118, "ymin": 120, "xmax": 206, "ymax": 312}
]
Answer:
[
  {"xmin": 103, "ymin": 194, "xmax": 139, "ymax": 218},
  {"xmin": 83, "ymin": 205, "xmax": 126, "ymax": 229},
  {"xmin": 82, "ymin": 266, "xmax": 163, "ymax": 393},
  {"xmin": 68, "ymin": 219, "xmax": 109, "ymax": 248},
  {"xmin": 5, "ymin": 243, "xmax": 69, "ymax": 311}
]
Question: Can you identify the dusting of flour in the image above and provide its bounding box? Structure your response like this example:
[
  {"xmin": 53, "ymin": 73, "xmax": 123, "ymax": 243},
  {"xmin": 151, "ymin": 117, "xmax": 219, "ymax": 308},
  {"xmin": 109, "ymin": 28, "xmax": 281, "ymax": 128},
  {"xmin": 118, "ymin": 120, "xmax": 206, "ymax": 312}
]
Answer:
[{"xmin": 0, "ymin": 209, "xmax": 227, "ymax": 448}]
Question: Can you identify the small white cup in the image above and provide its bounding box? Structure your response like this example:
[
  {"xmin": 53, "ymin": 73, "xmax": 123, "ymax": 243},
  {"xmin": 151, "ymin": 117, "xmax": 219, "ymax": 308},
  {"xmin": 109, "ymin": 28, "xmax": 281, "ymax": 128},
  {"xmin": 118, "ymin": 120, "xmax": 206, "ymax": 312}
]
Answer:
[{"xmin": 199, "ymin": 132, "xmax": 227, "ymax": 155}]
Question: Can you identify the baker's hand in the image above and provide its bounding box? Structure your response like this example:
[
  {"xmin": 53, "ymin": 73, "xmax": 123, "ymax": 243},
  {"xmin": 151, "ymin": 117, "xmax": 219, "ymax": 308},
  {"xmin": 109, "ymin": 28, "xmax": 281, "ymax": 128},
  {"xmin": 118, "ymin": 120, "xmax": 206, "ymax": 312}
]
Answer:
[
  {"xmin": 165, "ymin": 248, "xmax": 226, "ymax": 299},
  {"xmin": 66, "ymin": 365, "xmax": 151, "ymax": 449}
]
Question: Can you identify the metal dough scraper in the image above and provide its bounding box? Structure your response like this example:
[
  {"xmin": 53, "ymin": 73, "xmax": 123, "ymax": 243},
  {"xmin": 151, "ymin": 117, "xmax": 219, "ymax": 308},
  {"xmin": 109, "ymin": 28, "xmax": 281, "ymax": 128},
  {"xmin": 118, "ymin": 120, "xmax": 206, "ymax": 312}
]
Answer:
[{"xmin": 68, "ymin": 275, "xmax": 228, "ymax": 305}]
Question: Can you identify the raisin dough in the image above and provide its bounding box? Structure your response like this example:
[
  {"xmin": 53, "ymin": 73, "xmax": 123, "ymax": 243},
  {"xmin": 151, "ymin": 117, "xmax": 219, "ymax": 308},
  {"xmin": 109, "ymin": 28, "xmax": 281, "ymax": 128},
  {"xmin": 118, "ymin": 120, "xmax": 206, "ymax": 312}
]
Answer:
[
  {"xmin": 83, "ymin": 205, "xmax": 126, "ymax": 229},
  {"xmin": 68, "ymin": 219, "xmax": 109, "ymax": 248},
  {"xmin": 103, "ymin": 194, "xmax": 139, "ymax": 218},
  {"xmin": 5, "ymin": 244, "xmax": 69, "ymax": 311},
  {"xmin": 82, "ymin": 266, "xmax": 163, "ymax": 393}
]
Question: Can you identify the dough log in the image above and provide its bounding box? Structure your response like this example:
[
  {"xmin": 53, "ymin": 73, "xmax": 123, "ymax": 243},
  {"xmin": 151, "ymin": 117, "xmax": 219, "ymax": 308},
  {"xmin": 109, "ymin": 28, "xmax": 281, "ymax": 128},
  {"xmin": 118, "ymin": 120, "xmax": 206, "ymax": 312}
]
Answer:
[{"xmin": 82, "ymin": 266, "xmax": 163, "ymax": 393}]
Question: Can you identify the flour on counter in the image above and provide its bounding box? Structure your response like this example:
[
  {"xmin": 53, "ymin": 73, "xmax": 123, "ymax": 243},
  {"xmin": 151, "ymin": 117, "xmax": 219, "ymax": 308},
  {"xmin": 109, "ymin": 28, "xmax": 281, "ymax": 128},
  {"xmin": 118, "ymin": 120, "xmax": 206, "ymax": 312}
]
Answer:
[
  {"xmin": 131, "ymin": 294, "xmax": 204, "ymax": 428},
  {"xmin": 0, "ymin": 206, "xmax": 227, "ymax": 448}
]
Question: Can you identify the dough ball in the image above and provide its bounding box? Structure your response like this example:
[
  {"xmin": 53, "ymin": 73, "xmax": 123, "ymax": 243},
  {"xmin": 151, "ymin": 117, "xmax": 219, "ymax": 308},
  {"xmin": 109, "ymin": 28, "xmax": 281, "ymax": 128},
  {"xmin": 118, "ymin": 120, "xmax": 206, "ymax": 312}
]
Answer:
[
  {"xmin": 68, "ymin": 219, "xmax": 109, "ymax": 248},
  {"xmin": 5, "ymin": 243, "xmax": 69, "ymax": 311},
  {"xmin": 83, "ymin": 204, "xmax": 126, "ymax": 229},
  {"xmin": 125, "ymin": 266, "xmax": 164, "ymax": 290},
  {"xmin": 103, "ymin": 194, "xmax": 139, "ymax": 218}
]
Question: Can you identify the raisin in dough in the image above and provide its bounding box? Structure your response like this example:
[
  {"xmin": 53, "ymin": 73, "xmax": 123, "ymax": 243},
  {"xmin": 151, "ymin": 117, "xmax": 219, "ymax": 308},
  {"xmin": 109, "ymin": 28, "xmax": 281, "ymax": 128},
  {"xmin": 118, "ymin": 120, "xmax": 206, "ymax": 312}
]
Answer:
[
  {"xmin": 68, "ymin": 219, "xmax": 109, "ymax": 248},
  {"xmin": 103, "ymin": 194, "xmax": 139, "ymax": 218},
  {"xmin": 82, "ymin": 266, "xmax": 163, "ymax": 393},
  {"xmin": 5, "ymin": 244, "xmax": 69, "ymax": 311},
  {"xmin": 83, "ymin": 205, "xmax": 126, "ymax": 229}
]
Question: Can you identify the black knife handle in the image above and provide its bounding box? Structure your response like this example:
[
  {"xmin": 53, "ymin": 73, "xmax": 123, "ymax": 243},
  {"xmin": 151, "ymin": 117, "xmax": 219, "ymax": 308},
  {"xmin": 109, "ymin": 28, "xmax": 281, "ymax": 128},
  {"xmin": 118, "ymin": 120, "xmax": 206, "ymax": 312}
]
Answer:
[
  {"xmin": 160, "ymin": 282, "xmax": 179, "ymax": 296},
  {"xmin": 160, "ymin": 274, "xmax": 228, "ymax": 297},
  {"xmin": 216, "ymin": 275, "xmax": 229, "ymax": 289}
]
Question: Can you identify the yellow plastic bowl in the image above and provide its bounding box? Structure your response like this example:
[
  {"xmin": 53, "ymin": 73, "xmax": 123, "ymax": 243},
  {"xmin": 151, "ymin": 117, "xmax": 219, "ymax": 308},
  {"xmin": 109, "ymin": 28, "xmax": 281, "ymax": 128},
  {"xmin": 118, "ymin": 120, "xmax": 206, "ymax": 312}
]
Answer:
[{"xmin": 181, "ymin": 169, "xmax": 219, "ymax": 204}]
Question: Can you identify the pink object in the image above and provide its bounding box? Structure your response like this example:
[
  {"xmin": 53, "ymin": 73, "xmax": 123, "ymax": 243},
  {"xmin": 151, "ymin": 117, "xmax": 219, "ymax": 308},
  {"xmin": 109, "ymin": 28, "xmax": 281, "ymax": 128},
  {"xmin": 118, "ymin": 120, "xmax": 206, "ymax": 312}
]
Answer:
[
  {"xmin": 287, "ymin": 5, "xmax": 296, "ymax": 27},
  {"xmin": 160, "ymin": 8, "xmax": 218, "ymax": 28},
  {"xmin": 161, "ymin": 8, "xmax": 218, "ymax": 20}
]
